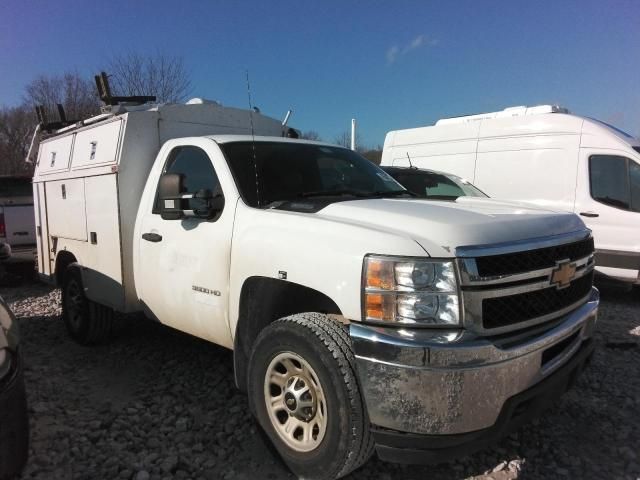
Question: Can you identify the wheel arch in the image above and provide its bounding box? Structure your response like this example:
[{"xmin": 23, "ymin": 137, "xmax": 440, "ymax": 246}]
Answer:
[
  {"xmin": 54, "ymin": 250, "xmax": 79, "ymax": 286},
  {"xmin": 233, "ymin": 276, "xmax": 343, "ymax": 392}
]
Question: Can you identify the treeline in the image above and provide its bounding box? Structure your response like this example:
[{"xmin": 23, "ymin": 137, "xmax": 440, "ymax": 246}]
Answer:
[
  {"xmin": 1, "ymin": 53, "xmax": 381, "ymax": 176},
  {"xmin": 301, "ymin": 130, "xmax": 382, "ymax": 164},
  {"xmin": 0, "ymin": 53, "xmax": 190, "ymax": 176}
]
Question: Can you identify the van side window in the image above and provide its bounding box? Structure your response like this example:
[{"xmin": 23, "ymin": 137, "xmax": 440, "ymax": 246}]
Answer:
[
  {"xmin": 153, "ymin": 146, "xmax": 223, "ymax": 216},
  {"xmin": 589, "ymin": 155, "xmax": 640, "ymax": 212}
]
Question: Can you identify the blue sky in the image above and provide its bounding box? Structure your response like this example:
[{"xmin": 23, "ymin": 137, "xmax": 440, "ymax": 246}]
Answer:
[{"xmin": 1, "ymin": 0, "xmax": 639, "ymax": 146}]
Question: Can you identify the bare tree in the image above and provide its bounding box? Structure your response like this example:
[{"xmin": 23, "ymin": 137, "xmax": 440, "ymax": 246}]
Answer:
[
  {"xmin": 334, "ymin": 130, "xmax": 364, "ymax": 151},
  {"xmin": 360, "ymin": 148, "xmax": 383, "ymax": 165},
  {"xmin": 107, "ymin": 53, "xmax": 192, "ymax": 103},
  {"xmin": 334, "ymin": 131, "xmax": 350, "ymax": 148},
  {"xmin": 0, "ymin": 105, "xmax": 35, "ymax": 175},
  {"xmin": 24, "ymin": 72, "xmax": 100, "ymax": 121},
  {"xmin": 300, "ymin": 130, "xmax": 322, "ymax": 141}
]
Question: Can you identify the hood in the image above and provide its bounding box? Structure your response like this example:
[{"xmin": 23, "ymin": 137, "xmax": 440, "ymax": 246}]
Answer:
[{"xmin": 317, "ymin": 197, "xmax": 586, "ymax": 257}]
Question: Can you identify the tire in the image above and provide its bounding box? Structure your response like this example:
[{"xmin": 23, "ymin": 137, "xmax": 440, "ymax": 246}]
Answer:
[
  {"xmin": 248, "ymin": 313, "xmax": 374, "ymax": 480},
  {"xmin": 61, "ymin": 266, "xmax": 114, "ymax": 345}
]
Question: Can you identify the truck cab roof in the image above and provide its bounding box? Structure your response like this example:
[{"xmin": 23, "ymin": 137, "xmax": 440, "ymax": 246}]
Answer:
[{"xmin": 205, "ymin": 135, "xmax": 335, "ymax": 147}]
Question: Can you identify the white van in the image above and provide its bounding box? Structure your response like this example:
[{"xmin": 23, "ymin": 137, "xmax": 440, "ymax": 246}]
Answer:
[{"xmin": 381, "ymin": 105, "xmax": 640, "ymax": 283}]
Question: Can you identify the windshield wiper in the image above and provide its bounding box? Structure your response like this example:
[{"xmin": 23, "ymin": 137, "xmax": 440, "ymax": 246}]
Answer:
[
  {"xmin": 265, "ymin": 189, "xmax": 414, "ymax": 206},
  {"xmin": 298, "ymin": 189, "xmax": 370, "ymax": 198},
  {"xmin": 262, "ymin": 200, "xmax": 291, "ymax": 209},
  {"xmin": 262, "ymin": 191, "xmax": 365, "ymax": 208},
  {"xmin": 425, "ymin": 195, "xmax": 460, "ymax": 201},
  {"xmin": 370, "ymin": 189, "xmax": 417, "ymax": 198}
]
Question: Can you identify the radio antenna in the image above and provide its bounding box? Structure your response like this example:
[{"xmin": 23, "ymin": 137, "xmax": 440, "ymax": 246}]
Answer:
[
  {"xmin": 406, "ymin": 151, "xmax": 415, "ymax": 169},
  {"xmin": 245, "ymin": 70, "xmax": 261, "ymax": 207}
]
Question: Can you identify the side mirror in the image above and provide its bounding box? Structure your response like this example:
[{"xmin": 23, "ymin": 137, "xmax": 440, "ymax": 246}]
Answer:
[
  {"xmin": 209, "ymin": 194, "xmax": 225, "ymax": 216},
  {"xmin": 158, "ymin": 175, "xmax": 225, "ymax": 221},
  {"xmin": 192, "ymin": 189, "xmax": 225, "ymax": 219},
  {"xmin": 158, "ymin": 173, "xmax": 185, "ymax": 220}
]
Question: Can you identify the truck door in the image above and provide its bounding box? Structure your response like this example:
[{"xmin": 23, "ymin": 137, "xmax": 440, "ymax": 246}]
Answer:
[
  {"xmin": 136, "ymin": 143, "xmax": 234, "ymax": 348},
  {"xmin": 574, "ymin": 149, "xmax": 640, "ymax": 282}
]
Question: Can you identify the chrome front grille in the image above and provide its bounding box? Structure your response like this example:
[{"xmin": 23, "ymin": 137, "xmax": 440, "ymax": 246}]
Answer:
[
  {"xmin": 482, "ymin": 271, "xmax": 594, "ymax": 329},
  {"xmin": 456, "ymin": 232, "xmax": 596, "ymax": 335},
  {"xmin": 475, "ymin": 237, "xmax": 594, "ymax": 277}
]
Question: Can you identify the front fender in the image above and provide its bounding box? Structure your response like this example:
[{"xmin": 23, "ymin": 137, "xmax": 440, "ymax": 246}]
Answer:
[{"xmin": 228, "ymin": 203, "xmax": 427, "ymax": 338}]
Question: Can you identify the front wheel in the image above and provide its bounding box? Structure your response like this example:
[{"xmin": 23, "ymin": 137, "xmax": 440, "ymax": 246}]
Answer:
[{"xmin": 248, "ymin": 313, "xmax": 374, "ymax": 480}]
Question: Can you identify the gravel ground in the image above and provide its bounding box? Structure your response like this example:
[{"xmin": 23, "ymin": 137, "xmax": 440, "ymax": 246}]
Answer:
[{"xmin": 2, "ymin": 280, "xmax": 639, "ymax": 480}]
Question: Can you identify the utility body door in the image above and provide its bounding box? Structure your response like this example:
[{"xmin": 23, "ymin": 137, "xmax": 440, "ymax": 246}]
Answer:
[
  {"xmin": 136, "ymin": 139, "xmax": 236, "ymax": 348},
  {"xmin": 574, "ymin": 148, "xmax": 640, "ymax": 281}
]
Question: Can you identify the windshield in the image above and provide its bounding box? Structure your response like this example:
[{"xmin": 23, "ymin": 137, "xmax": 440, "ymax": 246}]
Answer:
[
  {"xmin": 0, "ymin": 177, "xmax": 32, "ymax": 198},
  {"xmin": 221, "ymin": 141, "xmax": 409, "ymax": 209},
  {"xmin": 383, "ymin": 168, "xmax": 487, "ymax": 199}
]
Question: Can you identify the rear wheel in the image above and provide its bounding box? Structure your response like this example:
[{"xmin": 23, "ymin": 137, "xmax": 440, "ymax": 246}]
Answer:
[
  {"xmin": 248, "ymin": 313, "xmax": 374, "ymax": 480},
  {"xmin": 62, "ymin": 266, "xmax": 114, "ymax": 345}
]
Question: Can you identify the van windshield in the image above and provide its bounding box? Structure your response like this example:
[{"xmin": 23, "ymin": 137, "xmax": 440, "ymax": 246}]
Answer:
[{"xmin": 221, "ymin": 141, "xmax": 411, "ymax": 210}]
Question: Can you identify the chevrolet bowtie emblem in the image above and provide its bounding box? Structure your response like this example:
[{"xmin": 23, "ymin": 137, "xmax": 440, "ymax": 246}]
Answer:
[{"xmin": 550, "ymin": 261, "xmax": 577, "ymax": 289}]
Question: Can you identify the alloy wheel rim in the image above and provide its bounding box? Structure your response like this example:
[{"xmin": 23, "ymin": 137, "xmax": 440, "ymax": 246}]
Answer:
[{"xmin": 264, "ymin": 351, "xmax": 327, "ymax": 452}]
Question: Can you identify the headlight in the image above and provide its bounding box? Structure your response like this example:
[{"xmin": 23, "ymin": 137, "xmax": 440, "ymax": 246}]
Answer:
[{"xmin": 363, "ymin": 256, "xmax": 460, "ymax": 326}]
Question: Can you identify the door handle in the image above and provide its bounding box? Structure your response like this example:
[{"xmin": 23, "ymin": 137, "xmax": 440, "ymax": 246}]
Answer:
[
  {"xmin": 579, "ymin": 212, "xmax": 599, "ymax": 218},
  {"xmin": 142, "ymin": 232, "xmax": 163, "ymax": 242}
]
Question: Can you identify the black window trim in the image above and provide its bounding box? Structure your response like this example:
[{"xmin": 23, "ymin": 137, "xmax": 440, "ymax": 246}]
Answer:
[
  {"xmin": 218, "ymin": 141, "xmax": 260, "ymax": 210},
  {"xmin": 588, "ymin": 154, "xmax": 639, "ymax": 213},
  {"xmin": 151, "ymin": 145, "xmax": 225, "ymax": 221}
]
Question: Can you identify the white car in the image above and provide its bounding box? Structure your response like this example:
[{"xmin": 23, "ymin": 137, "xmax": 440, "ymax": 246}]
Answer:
[{"xmin": 381, "ymin": 165, "xmax": 488, "ymax": 199}]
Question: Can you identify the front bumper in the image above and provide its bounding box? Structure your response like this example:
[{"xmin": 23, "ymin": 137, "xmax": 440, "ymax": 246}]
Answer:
[
  {"xmin": 0, "ymin": 349, "xmax": 29, "ymax": 478},
  {"xmin": 350, "ymin": 287, "xmax": 599, "ymax": 462}
]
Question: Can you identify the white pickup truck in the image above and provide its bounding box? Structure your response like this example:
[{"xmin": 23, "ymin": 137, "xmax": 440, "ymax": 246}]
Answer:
[
  {"xmin": 0, "ymin": 176, "xmax": 36, "ymax": 264},
  {"xmin": 32, "ymin": 99, "xmax": 599, "ymax": 479}
]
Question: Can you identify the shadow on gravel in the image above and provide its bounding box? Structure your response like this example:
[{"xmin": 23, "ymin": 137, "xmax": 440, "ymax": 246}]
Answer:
[
  {"xmin": 595, "ymin": 279, "xmax": 640, "ymax": 348},
  {"xmin": 0, "ymin": 261, "xmax": 36, "ymax": 288},
  {"xmin": 5, "ymin": 281, "xmax": 640, "ymax": 480}
]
